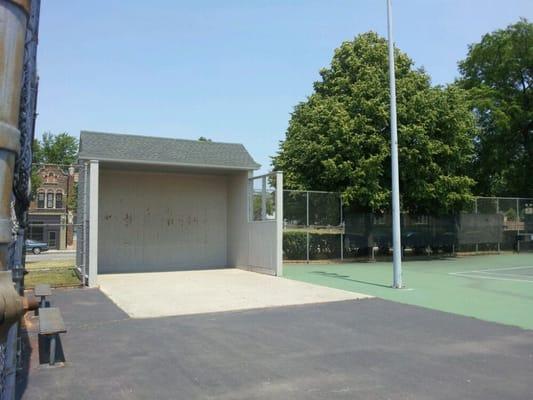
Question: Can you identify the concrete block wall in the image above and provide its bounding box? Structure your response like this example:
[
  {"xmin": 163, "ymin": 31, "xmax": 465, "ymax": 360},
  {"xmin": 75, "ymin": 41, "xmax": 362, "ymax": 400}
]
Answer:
[{"xmin": 98, "ymin": 169, "xmax": 228, "ymax": 273}]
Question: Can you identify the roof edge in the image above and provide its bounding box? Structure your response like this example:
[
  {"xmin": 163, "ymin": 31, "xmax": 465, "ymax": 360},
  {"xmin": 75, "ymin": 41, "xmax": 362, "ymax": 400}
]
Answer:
[
  {"xmin": 79, "ymin": 130, "xmax": 251, "ymax": 148},
  {"xmin": 77, "ymin": 155, "xmax": 260, "ymax": 170}
]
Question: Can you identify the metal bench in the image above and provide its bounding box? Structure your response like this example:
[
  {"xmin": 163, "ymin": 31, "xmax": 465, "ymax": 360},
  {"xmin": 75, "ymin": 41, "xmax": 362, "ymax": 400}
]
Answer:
[
  {"xmin": 39, "ymin": 307, "xmax": 67, "ymax": 365},
  {"xmin": 34, "ymin": 283, "xmax": 52, "ymax": 315}
]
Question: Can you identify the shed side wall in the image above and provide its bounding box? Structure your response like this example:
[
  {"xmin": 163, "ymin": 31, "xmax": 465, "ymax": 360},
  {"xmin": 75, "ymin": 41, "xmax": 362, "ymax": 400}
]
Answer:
[{"xmin": 227, "ymin": 172, "xmax": 278, "ymax": 275}]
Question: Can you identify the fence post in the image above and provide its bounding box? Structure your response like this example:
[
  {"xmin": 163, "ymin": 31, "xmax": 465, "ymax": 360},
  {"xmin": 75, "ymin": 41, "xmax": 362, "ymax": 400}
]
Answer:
[
  {"xmin": 340, "ymin": 196, "xmax": 344, "ymax": 262},
  {"xmin": 306, "ymin": 191, "xmax": 310, "ymax": 263},
  {"xmin": 516, "ymin": 198, "xmax": 520, "ymax": 233},
  {"xmin": 247, "ymin": 171, "xmax": 253, "ymax": 221},
  {"xmin": 261, "ymin": 176, "xmax": 267, "ymax": 220},
  {"xmin": 474, "ymin": 199, "xmax": 479, "ymax": 253}
]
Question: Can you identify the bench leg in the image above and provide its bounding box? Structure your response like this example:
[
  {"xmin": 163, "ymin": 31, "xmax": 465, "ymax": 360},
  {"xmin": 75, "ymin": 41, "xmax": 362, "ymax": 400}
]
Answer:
[
  {"xmin": 49, "ymin": 335, "xmax": 57, "ymax": 366},
  {"xmin": 35, "ymin": 296, "xmax": 46, "ymax": 316}
]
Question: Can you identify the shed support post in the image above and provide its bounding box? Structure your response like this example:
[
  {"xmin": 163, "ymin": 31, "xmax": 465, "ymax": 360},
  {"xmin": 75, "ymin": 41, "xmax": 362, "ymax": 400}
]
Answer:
[
  {"xmin": 82, "ymin": 162, "xmax": 89, "ymax": 285},
  {"xmin": 88, "ymin": 160, "xmax": 99, "ymax": 287},
  {"xmin": 275, "ymin": 172, "xmax": 283, "ymax": 276}
]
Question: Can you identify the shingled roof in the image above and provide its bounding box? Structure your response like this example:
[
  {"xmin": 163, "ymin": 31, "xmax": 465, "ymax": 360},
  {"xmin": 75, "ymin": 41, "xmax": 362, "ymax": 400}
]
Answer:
[{"xmin": 78, "ymin": 131, "xmax": 260, "ymax": 170}]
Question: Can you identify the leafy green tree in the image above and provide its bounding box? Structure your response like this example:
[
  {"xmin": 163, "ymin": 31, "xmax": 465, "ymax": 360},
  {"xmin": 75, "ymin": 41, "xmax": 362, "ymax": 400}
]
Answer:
[
  {"xmin": 31, "ymin": 132, "xmax": 78, "ymax": 199},
  {"xmin": 273, "ymin": 32, "xmax": 476, "ymax": 215},
  {"xmin": 68, "ymin": 182, "xmax": 78, "ymax": 210},
  {"xmin": 458, "ymin": 19, "xmax": 532, "ymax": 197},
  {"xmin": 32, "ymin": 138, "xmax": 43, "ymax": 164},
  {"xmin": 42, "ymin": 132, "xmax": 79, "ymax": 165},
  {"xmin": 35, "ymin": 132, "xmax": 79, "ymax": 165}
]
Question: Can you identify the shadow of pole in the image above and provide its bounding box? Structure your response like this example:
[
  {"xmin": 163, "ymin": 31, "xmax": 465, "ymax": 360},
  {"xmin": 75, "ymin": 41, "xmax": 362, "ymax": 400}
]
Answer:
[{"xmin": 311, "ymin": 271, "xmax": 392, "ymax": 289}]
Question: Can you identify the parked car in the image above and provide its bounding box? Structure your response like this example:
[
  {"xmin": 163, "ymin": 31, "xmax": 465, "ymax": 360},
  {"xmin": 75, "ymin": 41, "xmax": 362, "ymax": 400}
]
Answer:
[{"xmin": 25, "ymin": 239, "xmax": 49, "ymax": 255}]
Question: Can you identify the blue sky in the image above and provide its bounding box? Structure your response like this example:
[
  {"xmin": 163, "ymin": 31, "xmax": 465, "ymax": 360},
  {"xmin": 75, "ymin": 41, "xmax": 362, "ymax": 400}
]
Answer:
[{"xmin": 35, "ymin": 0, "xmax": 532, "ymax": 173}]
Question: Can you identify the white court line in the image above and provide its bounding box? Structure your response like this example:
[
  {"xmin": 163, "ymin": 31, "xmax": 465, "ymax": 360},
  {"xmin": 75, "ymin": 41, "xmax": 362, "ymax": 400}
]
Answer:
[
  {"xmin": 450, "ymin": 265, "xmax": 533, "ymax": 275},
  {"xmin": 472, "ymin": 270, "xmax": 533, "ymax": 278},
  {"xmin": 449, "ymin": 270, "xmax": 533, "ymax": 283}
]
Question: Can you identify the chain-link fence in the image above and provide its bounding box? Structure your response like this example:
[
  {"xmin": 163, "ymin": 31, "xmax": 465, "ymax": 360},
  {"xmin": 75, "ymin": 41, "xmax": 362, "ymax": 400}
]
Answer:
[
  {"xmin": 474, "ymin": 197, "xmax": 533, "ymax": 231},
  {"xmin": 283, "ymin": 192, "xmax": 533, "ymax": 262},
  {"xmin": 283, "ymin": 190, "xmax": 344, "ymax": 261}
]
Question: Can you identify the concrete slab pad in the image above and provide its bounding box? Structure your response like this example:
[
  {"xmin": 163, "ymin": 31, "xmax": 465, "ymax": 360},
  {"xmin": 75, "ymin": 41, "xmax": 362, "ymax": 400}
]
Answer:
[{"xmin": 98, "ymin": 268, "xmax": 371, "ymax": 318}]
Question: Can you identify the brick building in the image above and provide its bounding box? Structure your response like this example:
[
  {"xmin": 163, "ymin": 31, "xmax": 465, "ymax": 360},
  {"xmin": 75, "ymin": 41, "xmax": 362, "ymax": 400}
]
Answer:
[{"xmin": 28, "ymin": 164, "xmax": 78, "ymax": 250}]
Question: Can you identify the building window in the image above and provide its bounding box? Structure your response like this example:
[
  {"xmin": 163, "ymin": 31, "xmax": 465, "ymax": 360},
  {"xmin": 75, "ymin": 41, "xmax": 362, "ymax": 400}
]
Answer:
[
  {"xmin": 55, "ymin": 192, "xmax": 63, "ymax": 209},
  {"xmin": 37, "ymin": 192, "xmax": 45, "ymax": 208},
  {"xmin": 29, "ymin": 222, "xmax": 44, "ymax": 241},
  {"xmin": 47, "ymin": 192, "xmax": 54, "ymax": 208}
]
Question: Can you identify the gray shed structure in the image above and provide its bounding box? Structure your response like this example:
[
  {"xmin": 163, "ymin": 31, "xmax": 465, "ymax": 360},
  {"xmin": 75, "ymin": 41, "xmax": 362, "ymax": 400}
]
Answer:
[{"xmin": 77, "ymin": 131, "xmax": 282, "ymax": 286}]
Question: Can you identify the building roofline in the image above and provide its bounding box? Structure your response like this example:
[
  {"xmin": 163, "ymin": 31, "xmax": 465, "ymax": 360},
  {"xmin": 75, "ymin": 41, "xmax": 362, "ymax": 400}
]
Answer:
[
  {"xmin": 77, "ymin": 156, "xmax": 260, "ymax": 170},
  {"xmin": 78, "ymin": 130, "xmax": 261, "ymax": 170},
  {"xmin": 80, "ymin": 130, "xmax": 250, "ymax": 148}
]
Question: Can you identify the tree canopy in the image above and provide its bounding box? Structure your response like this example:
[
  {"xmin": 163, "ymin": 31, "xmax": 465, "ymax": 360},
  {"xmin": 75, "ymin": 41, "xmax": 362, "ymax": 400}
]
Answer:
[
  {"xmin": 273, "ymin": 32, "xmax": 476, "ymax": 215},
  {"xmin": 31, "ymin": 132, "xmax": 78, "ymax": 198},
  {"xmin": 458, "ymin": 18, "xmax": 532, "ymax": 197},
  {"xmin": 33, "ymin": 132, "xmax": 79, "ymax": 165}
]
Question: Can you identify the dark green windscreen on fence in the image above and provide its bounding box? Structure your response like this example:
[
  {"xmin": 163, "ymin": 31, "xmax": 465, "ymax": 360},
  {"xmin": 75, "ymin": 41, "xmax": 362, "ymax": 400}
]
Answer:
[
  {"xmin": 282, "ymin": 191, "xmax": 533, "ymax": 261},
  {"xmin": 283, "ymin": 191, "xmax": 341, "ymax": 227},
  {"xmin": 308, "ymin": 192, "xmax": 341, "ymax": 226},
  {"xmin": 283, "ymin": 191, "xmax": 307, "ymax": 226}
]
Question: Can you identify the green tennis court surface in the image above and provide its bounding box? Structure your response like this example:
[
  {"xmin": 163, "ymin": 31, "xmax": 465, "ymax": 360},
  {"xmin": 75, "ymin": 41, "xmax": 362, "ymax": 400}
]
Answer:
[{"xmin": 284, "ymin": 253, "xmax": 533, "ymax": 330}]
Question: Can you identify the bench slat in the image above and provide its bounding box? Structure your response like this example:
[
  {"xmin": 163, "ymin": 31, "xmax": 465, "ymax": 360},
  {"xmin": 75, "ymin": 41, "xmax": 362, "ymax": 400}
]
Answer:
[
  {"xmin": 39, "ymin": 307, "xmax": 67, "ymax": 335},
  {"xmin": 35, "ymin": 283, "xmax": 52, "ymax": 297}
]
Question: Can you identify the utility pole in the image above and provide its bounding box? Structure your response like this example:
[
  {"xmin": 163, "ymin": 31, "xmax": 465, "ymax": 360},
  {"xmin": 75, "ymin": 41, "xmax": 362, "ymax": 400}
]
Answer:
[{"xmin": 387, "ymin": 0, "xmax": 402, "ymax": 288}]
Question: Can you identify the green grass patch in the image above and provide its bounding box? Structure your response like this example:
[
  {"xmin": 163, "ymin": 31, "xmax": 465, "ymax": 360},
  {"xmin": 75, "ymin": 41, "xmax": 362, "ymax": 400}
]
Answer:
[{"xmin": 25, "ymin": 259, "xmax": 80, "ymax": 288}]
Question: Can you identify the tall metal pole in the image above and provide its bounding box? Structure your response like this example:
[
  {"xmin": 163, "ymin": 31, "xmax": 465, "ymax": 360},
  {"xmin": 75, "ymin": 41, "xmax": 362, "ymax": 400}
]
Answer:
[{"xmin": 387, "ymin": 0, "xmax": 402, "ymax": 288}]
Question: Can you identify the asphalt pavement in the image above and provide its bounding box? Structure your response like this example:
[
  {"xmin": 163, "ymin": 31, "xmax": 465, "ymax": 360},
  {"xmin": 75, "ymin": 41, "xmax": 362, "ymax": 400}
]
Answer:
[{"xmin": 18, "ymin": 288, "xmax": 533, "ymax": 400}]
